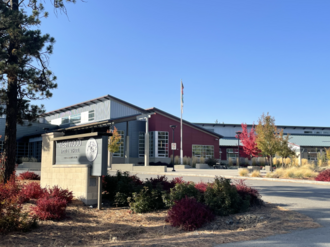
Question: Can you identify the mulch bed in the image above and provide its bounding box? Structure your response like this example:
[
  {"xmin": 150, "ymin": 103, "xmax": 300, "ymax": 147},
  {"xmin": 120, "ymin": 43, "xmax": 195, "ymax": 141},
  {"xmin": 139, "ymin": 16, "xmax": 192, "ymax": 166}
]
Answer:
[{"xmin": 0, "ymin": 199, "xmax": 320, "ymax": 247}]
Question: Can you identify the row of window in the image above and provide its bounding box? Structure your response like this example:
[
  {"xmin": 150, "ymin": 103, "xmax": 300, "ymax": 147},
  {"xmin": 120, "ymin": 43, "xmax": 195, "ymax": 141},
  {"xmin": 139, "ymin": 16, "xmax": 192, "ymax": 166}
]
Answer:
[
  {"xmin": 304, "ymin": 130, "xmax": 330, "ymax": 134},
  {"xmin": 138, "ymin": 132, "xmax": 154, "ymax": 157},
  {"xmin": 112, "ymin": 131, "xmax": 214, "ymax": 159},
  {"xmin": 0, "ymin": 141, "xmax": 41, "ymax": 162},
  {"xmin": 158, "ymin": 131, "xmax": 169, "ymax": 157},
  {"xmin": 60, "ymin": 110, "xmax": 95, "ymax": 125},
  {"xmin": 112, "ymin": 130, "xmax": 125, "ymax": 157},
  {"xmin": 192, "ymin": 145, "xmax": 214, "ymax": 158}
]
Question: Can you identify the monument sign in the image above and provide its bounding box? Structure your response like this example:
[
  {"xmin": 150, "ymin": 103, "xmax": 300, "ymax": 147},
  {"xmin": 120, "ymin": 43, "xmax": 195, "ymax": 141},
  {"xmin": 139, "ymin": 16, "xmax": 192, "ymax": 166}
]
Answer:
[{"xmin": 55, "ymin": 136, "xmax": 108, "ymax": 176}]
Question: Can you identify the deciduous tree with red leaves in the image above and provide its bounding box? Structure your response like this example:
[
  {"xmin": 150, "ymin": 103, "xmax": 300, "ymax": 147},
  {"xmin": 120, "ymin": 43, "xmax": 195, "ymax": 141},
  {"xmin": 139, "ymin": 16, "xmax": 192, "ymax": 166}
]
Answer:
[{"xmin": 236, "ymin": 124, "xmax": 261, "ymax": 159}]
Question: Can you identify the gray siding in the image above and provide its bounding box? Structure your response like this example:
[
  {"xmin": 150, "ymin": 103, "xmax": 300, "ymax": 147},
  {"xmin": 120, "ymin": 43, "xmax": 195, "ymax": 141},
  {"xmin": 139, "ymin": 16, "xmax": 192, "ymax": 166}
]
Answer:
[
  {"xmin": 113, "ymin": 120, "xmax": 145, "ymax": 158},
  {"xmin": 128, "ymin": 121, "xmax": 145, "ymax": 158},
  {"xmin": 0, "ymin": 118, "xmax": 57, "ymax": 141},
  {"xmin": 196, "ymin": 125, "xmax": 329, "ymax": 138},
  {"xmin": 45, "ymin": 100, "xmax": 111, "ymax": 124},
  {"xmin": 110, "ymin": 100, "xmax": 141, "ymax": 119}
]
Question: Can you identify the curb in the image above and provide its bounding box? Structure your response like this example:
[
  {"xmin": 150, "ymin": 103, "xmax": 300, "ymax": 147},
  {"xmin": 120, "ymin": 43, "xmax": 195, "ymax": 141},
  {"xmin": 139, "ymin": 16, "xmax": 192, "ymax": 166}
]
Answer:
[{"xmin": 108, "ymin": 170, "xmax": 330, "ymax": 186}]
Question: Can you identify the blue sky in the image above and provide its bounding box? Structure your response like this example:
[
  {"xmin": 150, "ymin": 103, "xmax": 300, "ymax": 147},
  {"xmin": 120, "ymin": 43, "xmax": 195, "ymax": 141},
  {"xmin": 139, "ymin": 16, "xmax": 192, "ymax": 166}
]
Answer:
[{"xmin": 37, "ymin": 0, "xmax": 330, "ymax": 126}]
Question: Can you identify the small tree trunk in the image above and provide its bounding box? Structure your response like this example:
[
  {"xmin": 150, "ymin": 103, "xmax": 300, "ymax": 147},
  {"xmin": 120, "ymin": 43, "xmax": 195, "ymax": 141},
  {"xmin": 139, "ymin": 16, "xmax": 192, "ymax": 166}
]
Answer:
[
  {"xmin": 3, "ymin": 78, "xmax": 18, "ymax": 183},
  {"xmin": 3, "ymin": 0, "xmax": 19, "ymax": 183},
  {"xmin": 110, "ymin": 153, "xmax": 113, "ymax": 169},
  {"xmin": 269, "ymin": 155, "xmax": 273, "ymax": 172}
]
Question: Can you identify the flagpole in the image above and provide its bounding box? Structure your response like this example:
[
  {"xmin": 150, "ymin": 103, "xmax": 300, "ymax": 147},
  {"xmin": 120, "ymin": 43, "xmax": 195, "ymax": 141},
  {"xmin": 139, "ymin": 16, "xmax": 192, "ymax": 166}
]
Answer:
[{"xmin": 180, "ymin": 80, "xmax": 183, "ymax": 165}]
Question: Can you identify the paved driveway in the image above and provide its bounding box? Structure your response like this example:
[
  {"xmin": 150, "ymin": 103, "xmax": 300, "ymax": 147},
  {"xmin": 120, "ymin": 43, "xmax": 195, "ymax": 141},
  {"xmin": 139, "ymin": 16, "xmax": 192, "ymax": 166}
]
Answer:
[{"xmin": 118, "ymin": 172, "xmax": 330, "ymax": 247}]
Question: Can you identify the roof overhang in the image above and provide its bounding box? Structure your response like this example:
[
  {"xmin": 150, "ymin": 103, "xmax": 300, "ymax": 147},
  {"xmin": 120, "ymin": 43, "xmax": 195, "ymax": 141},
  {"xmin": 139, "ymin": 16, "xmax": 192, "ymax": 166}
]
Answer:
[
  {"xmin": 145, "ymin": 107, "xmax": 223, "ymax": 139},
  {"xmin": 42, "ymin": 95, "xmax": 147, "ymax": 117}
]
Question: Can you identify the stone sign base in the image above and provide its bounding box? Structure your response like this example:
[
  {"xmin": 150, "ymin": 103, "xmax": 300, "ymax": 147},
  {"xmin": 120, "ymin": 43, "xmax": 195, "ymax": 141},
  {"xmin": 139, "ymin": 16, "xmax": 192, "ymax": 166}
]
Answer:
[{"xmin": 40, "ymin": 132, "xmax": 98, "ymax": 205}]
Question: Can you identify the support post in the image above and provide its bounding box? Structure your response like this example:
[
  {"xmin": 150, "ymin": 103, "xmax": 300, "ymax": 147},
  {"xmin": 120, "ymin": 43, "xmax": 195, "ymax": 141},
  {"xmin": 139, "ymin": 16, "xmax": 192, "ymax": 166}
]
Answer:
[
  {"xmin": 107, "ymin": 136, "xmax": 111, "ymax": 168},
  {"xmin": 145, "ymin": 117, "xmax": 149, "ymax": 166},
  {"xmin": 97, "ymin": 176, "xmax": 102, "ymax": 210},
  {"xmin": 125, "ymin": 121, "xmax": 130, "ymax": 164}
]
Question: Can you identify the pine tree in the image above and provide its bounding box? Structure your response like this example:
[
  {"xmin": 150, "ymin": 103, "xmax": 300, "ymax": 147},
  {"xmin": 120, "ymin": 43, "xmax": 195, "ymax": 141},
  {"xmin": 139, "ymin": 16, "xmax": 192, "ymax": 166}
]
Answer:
[{"xmin": 0, "ymin": 0, "xmax": 75, "ymax": 182}]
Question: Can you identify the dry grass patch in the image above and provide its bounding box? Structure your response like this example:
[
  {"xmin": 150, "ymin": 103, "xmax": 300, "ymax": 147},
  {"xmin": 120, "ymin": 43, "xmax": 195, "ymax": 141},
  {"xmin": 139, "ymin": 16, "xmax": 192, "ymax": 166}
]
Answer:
[
  {"xmin": 266, "ymin": 166, "xmax": 318, "ymax": 180},
  {"xmin": 239, "ymin": 169, "xmax": 249, "ymax": 177},
  {"xmin": 250, "ymin": 170, "xmax": 261, "ymax": 177},
  {"xmin": 0, "ymin": 200, "xmax": 320, "ymax": 247}
]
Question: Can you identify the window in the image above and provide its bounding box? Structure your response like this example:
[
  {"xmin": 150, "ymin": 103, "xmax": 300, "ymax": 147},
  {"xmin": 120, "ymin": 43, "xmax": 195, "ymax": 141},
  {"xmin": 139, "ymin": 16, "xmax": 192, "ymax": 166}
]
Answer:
[
  {"xmin": 70, "ymin": 114, "xmax": 81, "ymax": 124},
  {"xmin": 138, "ymin": 132, "xmax": 154, "ymax": 157},
  {"xmin": 113, "ymin": 130, "xmax": 124, "ymax": 157},
  {"xmin": 16, "ymin": 142, "xmax": 29, "ymax": 161},
  {"xmin": 88, "ymin": 110, "xmax": 95, "ymax": 121},
  {"xmin": 227, "ymin": 153, "xmax": 238, "ymax": 159},
  {"xmin": 192, "ymin": 145, "xmax": 214, "ymax": 158},
  {"xmin": 304, "ymin": 131, "xmax": 313, "ymax": 134},
  {"xmin": 315, "ymin": 131, "xmax": 322, "ymax": 134},
  {"xmin": 226, "ymin": 148, "xmax": 238, "ymax": 153},
  {"xmin": 157, "ymin": 131, "xmax": 169, "ymax": 157},
  {"xmin": 61, "ymin": 117, "xmax": 69, "ymax": 125},
  {"xmin": 306, "ymin": 148, "xmax": 322, "ymax": 161},
  {"xmin": 324, "ymin": 131, "xmax": 330, "ymax": 134},
  {"xmin": 28, "ymin": 142, "xmax": 42, "ymax": 162},
  {"xmin": 226, "ymin": 148, "xmax": 238, "ymax": 160}
]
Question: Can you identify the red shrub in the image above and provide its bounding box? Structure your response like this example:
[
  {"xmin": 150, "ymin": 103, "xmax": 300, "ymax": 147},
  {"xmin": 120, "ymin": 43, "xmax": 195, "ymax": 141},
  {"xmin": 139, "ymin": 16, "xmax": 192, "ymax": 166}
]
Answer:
[
  {"xmin": 46, "ymin": 186, "xmax": 73, "ymax": 204},
  {"xmin": 315, "ymin": 169, "xmax": 330, "ymax": 182},
  {"xmin": 166, "ymin": 197, "xmax": 215, "ymax": 231},
  {"xmin": 0, "ymin": 175, "xmax": 37, "ymax": 233},
  {"xmin": 18, "ymin": 171, "xmax": 40, "ymax": 181},
  {"xmin": 172, "ymin": 177, "xmax": 185, "ymax": 184},
  {"xmin": 234, "ymin": 180, "xmax": 263, "ymax": 207},
  {"xmin": 194, "ymin": 182, "xmax": 208, "ymax": 193},
  {"xmin": 0, "ymin": 175, "xmax": 20, "ymax": 202},
  {"xmin": 32, "ymin": 197, "xmax": 67, "ymax": 220},
  {"xmin": 130, "ymin": 174, "xmax": 143, "ymax": 186},
  {"xmin": 20, "ymin": 182, "xmax": 45, "ymax": 202}
]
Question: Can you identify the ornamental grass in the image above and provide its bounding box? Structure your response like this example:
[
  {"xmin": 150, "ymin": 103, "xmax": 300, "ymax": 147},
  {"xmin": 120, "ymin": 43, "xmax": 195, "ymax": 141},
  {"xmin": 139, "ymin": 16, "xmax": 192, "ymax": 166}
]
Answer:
[
  {"xmin": 250, "ymin": 170, "xmax": 261, "ymax": 177},
  {"xmin": 238, "ymin": 169, "xmax": 249, "ymax": 177}
]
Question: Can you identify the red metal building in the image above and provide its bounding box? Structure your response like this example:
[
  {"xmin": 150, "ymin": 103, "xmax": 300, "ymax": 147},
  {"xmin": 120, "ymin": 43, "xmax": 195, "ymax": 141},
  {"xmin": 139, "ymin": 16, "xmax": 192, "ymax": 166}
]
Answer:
[{"xmin": 147, "ymin": 108, "xmax": 221, "ymax": 159}]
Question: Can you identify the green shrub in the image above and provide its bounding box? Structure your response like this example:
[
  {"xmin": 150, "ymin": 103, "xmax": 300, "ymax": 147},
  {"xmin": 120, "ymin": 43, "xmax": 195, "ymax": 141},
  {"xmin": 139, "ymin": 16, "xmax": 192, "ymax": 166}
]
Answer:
[
  {"xmin": 165, "ymin": 182, "xmax": 202, "ymax": 207},
  {"xmin": 205, "ymin": 157, "xmax": 217, "ymax": 167},
  {"xmin": 204, "ymin": 177, "xmax": 249, "ymax": 216},
  {"xmin": 0, "ymin": 199, "xmax": 37, "ymax": 233},
  {"xmin": 191, "ymin": 157, "xmax": 198, "ymax": 167},
  {"xmin": 128, "ymin": 186, "xmax": 166, "ymax": 213},
  {"xmin": 102, "ymin": 171, "xmax": 143, "ymax": 206}
]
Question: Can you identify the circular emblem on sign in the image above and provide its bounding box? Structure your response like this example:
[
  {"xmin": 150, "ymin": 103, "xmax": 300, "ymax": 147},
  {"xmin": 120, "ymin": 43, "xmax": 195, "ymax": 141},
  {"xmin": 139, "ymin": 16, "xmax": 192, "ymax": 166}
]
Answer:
[{"xmin": 85, "ymin": 138, "xmax": 98, "ymax": 162}]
